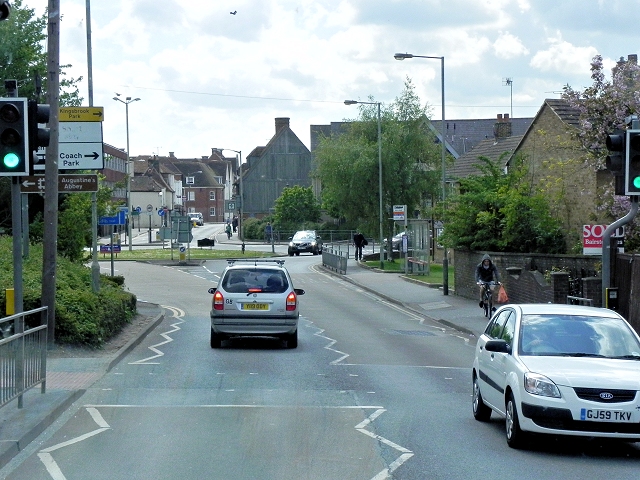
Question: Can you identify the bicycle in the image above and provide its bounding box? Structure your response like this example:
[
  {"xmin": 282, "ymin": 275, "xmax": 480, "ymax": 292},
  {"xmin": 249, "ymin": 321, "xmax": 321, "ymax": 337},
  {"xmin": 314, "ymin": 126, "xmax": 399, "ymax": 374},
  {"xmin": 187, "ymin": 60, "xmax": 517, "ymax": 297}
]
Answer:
[{"xmin": 479, "ymin": 281, "xmax": 499, "ymax": 318}]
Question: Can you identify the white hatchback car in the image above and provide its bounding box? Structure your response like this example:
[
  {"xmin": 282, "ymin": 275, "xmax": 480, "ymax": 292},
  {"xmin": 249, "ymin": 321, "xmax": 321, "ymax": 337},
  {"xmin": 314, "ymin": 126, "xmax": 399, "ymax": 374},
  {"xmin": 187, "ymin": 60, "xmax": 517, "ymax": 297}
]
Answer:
[
  {"xmin": 208, "ymin": 259, "xmax": 304, "ymax": 348},
  {"xmin": 472, "ymin": 304, "xmax": 640, "ymax": 448}
]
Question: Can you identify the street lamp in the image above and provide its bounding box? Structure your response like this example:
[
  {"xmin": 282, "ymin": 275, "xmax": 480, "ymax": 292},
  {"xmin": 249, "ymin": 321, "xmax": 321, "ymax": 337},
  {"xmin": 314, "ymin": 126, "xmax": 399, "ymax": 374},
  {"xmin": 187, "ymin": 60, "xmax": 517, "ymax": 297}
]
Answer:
[
  {"xmin": 344, "ymin": 100, "xmax": 384, "ymax": 270},
  {"xmin": 394, "ymin": 52, "xmax": 448, "ymax": 295},
  {"xmin": 219, "ymin": 148, "xmax": 243, "ymax": 241},
  {"xmin": 112, "ymin": 94, "xmax": 140, "ymax": 252}
]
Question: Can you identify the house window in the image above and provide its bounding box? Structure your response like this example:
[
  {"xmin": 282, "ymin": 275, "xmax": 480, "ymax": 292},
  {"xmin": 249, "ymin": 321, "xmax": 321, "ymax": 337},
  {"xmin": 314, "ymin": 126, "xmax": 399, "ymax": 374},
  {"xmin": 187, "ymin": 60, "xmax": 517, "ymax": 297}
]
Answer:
[
  {"xmin": 209, "ymin": 191, "xmax": 216, "ymax": 201},
  {"xmin": 209, "ymin": 207, "xmax": 215, "ymax": 217},
  {"xmin": 188, "ymin": 191, "xmax": 195, "ymax": 201}
]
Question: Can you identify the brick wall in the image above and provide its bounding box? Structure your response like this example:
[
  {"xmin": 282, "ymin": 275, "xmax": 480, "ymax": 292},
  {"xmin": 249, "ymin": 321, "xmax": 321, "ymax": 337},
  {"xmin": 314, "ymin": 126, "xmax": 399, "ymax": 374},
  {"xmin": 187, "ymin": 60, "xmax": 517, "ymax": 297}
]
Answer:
[{"xmin": 455, "ymin": 250, "xmax": 601, "ymax": 303}]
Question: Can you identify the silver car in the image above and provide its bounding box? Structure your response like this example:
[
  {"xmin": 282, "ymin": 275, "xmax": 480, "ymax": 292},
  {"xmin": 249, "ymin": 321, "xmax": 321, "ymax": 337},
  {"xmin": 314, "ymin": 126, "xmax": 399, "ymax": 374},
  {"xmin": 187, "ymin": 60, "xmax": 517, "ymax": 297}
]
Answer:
[{"xmin": 208, "ymin": 259, "xmax": 305, "ymax": 348}]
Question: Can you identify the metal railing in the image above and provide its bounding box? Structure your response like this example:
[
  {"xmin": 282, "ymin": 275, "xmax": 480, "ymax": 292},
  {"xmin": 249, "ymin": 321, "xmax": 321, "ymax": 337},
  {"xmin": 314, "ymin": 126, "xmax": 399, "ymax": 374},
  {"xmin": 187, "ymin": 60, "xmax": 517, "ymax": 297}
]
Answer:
[
  {"xmin": 566, "ymin": 296, "xmax": 593, "ymax": 306},
  {"xmin": 0, "ymin": 307, "xmax": 48, "ymax": 409},
  {"xmin": 322, "ymin": 244, "xmax": 349, "ymax": 274}
]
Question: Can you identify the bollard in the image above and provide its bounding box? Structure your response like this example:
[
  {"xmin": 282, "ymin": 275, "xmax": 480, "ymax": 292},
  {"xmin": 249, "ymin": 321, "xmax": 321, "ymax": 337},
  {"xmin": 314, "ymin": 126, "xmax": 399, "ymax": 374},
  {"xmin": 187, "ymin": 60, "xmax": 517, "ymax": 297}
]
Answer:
[{"xmin": 241, "ymin": 243, "xmax": 245, "ymax": 254}]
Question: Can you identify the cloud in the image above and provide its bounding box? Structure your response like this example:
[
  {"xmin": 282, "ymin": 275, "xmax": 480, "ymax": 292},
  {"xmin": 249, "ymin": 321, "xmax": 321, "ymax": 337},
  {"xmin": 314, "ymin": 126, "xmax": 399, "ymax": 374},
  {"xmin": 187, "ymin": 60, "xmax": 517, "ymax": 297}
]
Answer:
[
  {"xmin": 493, "ymin": 32, "xmax": 529, "ymax": 59},
  {"xmin": 530, "ymin": 34, "xmax": 598, "ymax": 75}
]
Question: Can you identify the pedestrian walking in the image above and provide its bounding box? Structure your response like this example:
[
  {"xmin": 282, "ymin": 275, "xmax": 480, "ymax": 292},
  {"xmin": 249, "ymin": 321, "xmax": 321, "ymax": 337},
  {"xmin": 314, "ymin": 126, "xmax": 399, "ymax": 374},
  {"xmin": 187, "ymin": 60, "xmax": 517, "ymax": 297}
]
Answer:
[
  {"xmin": 353, "ymin": 231, "xmax": 366, "ymax": 261},
  {"xmin": 265, "ymin": 222, "xmax": 273, "ymax": 243}
]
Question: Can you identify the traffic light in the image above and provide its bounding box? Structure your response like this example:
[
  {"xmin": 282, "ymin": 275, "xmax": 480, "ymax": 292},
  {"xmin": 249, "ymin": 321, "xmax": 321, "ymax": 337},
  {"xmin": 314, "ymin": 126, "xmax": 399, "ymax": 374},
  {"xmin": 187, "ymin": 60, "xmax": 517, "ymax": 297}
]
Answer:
[
  {"xmin": 0, "ymin": 98, "xmax": 28, "ymax": 176},
  {"xmin": 626, "ymin": 129, "xmax": 640, "ymax": 195},
  {"xmin": 0, "ymin": 1, "xmax": 10, "ymax": 21},
  {"xmin": 605, "ymin": 129, "xmax": 626, "ymax": 195},
  {"xmin": 27, "ymin": 100, "xmax": 50, "ymax": 173}
]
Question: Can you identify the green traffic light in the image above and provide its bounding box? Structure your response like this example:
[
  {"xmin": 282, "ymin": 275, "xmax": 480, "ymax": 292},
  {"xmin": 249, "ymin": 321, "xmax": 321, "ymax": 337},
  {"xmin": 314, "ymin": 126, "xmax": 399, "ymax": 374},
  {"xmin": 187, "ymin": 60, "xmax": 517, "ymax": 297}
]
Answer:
[
  {"xmin": 2, "ymin": 152, "xmax": 20, "ymax": 169},
  {"xmin": 634, "ymin": 176, "xmax": 640, "ymax": 190}
]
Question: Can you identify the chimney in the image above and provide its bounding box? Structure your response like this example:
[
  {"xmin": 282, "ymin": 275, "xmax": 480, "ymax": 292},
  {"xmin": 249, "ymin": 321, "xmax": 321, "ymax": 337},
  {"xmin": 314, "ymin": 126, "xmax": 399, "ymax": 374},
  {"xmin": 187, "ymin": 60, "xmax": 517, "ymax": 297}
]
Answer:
[
  {"xmin": 275, "ymin": 117, "xmax": 290, "ymax": 133},
  {"xmin": 493, "ymin": 113, "xmax": 512, "ymax": 139},
  {"xmin": 169, "ymin": 152, "xmax": 175, "ymax": 158}
]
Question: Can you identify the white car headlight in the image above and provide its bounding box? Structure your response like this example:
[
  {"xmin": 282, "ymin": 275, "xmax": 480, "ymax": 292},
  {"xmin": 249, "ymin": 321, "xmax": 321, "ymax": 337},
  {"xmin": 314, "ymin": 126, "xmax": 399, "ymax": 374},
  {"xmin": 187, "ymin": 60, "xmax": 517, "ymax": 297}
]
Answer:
[{"xmin": 524, "ymin": 372, "xmax": 561, "ymax": 398}]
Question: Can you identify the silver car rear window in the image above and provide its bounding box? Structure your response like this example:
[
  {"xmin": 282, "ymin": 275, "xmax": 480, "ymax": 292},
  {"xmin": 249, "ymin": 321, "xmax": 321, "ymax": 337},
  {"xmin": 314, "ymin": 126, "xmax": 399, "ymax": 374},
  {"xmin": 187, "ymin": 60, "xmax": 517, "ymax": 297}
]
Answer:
[{"xmin": 222, "ymin": 269, "xmax": 289, "ymax": 294}]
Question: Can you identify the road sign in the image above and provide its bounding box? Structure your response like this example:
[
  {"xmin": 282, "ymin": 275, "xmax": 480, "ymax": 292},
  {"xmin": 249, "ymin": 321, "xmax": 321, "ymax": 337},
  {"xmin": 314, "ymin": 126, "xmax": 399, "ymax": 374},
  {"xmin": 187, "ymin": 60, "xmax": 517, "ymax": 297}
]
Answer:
[
  {"xmin": 225, "ymin": 200, "xmax": 236, "ymax": 212},
  {"xmin": 20, "ymin": 174, "xmax": 99, "ymax": 193},
  {"xmin": 100, "ymin": 244, "xmax": 121, "ymax": 253},
  {"xmin": 147, "ymin": 204, "xmax": 153, "ymax": 212},
  {"xmin": 99, "ymin": 211, "xmax": 126, "ymax": 225},
  {"xmin": 59, "ymin": 107, "xmax": 104, "ymax": 122},
  {"xmin": 393, "ymin": 205, "xmax": 406, "ymax": 221},
  {"xmin": 35, "ymin": 107, "xmax": 105, "ymax": 172},
  {"xmin": 59, "ymin": 121, "xmax": 102, "ymax": 143},
  {"xmin": 58, "ymin": 142, "xmax": 103, "ymax": 169}
]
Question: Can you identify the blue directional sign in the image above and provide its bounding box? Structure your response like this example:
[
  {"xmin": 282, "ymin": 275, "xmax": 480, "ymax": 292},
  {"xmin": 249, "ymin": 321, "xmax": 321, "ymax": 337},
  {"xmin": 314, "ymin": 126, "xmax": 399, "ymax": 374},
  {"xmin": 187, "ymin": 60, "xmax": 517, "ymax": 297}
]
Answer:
[{"xmin": 98, "ymin": 211, "xmax": 126, "ymax": 225}]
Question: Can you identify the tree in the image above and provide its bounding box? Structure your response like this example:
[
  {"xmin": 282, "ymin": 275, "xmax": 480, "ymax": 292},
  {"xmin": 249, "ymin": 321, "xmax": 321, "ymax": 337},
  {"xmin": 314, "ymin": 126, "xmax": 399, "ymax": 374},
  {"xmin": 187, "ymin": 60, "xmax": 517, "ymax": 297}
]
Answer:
[
  {"xmin": 563, "ymin": 54, "xmax": 640, "ymax": 251},
  {"xmin": 315, "ymin": 78, "xmax": 443, "ymax": 237},
  {"xmin": 0, "ymin": 0, "xmax": 84, "ymax": 234},
  {"xmin": 0, "ymin": 0, "xmax": 82, "ymax": 102},
  {"xmin": 441, "ymin": 155, "xmax": 565, "ymax": 254},
  {"xmin": 273, "ymin": 186, "xmax": 321, "ymax": 231}
]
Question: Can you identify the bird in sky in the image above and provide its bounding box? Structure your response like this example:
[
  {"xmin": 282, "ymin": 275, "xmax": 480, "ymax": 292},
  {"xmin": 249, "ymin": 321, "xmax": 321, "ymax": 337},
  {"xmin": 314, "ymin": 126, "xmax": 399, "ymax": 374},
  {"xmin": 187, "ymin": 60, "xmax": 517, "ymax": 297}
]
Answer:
[{"xmin": 230, "ymin": 11, "xmax": 237, "ymax": 15}]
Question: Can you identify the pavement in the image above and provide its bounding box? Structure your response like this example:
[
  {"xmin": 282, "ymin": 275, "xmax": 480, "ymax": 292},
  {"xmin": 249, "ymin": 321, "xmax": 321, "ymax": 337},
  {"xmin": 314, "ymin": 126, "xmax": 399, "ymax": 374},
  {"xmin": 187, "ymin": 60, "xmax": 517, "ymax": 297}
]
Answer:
[{"xmin": 0, "ymin": 235, "xmax": 486, "ymax": 470}]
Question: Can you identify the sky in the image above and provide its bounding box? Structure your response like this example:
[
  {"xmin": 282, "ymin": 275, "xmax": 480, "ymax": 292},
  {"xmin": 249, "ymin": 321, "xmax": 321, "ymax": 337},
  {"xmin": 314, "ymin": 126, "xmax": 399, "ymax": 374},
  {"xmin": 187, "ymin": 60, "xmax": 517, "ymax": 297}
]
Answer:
[{"xmin": 24, "ymin": 0, "xmax": 637, "ymax": 162}]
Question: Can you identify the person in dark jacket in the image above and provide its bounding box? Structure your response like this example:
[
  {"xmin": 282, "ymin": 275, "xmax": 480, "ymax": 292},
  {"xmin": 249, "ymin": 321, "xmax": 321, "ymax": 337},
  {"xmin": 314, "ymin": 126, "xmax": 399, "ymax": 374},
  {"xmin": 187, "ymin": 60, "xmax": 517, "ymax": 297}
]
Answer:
[
  {"xmin": 475, "ymin": 254, "xmax": 500, "ymax": 308},
  {"xmin": 353, "ymin": 231, "xmax": 365, "ymax": 261}
]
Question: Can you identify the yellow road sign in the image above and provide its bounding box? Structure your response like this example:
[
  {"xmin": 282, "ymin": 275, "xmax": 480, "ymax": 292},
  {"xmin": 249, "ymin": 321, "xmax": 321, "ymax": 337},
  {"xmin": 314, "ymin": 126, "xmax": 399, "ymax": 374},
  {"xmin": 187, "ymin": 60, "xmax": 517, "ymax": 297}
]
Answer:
[{"xmin": 59, "ymin": 107, "xmax": 104, "ymax": 122}]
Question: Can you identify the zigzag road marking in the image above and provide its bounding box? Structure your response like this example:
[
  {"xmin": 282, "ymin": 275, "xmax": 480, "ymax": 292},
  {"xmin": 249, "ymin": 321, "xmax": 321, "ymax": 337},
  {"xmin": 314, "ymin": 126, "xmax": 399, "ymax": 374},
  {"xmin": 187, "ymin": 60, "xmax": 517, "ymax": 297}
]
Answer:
[
  {"xmin": 302, "ymin": 318, "xmax": 414, "ymax": 477},
  {"xmin": 129, "ymin": 305, "xmax": 185, "ymax": 365},
  {"xmin": 301, "ymin": 317, "xmax": 350, "ymax": 364},
  {"xmin": 38, "ymin": 408, "xmax": 111, "ymax": 480},
  {"xmin": 356, "ymin": 408, "xmax": 414, "ymax": 480}
]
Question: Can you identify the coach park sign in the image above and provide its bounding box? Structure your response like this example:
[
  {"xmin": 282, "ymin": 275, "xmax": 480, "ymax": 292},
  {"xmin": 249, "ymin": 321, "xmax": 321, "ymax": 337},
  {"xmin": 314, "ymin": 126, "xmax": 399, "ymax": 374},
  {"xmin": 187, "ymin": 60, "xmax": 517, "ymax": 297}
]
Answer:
[{"xmin": 33, "ymin": 106, "xmax": 105, "ymax": 172}]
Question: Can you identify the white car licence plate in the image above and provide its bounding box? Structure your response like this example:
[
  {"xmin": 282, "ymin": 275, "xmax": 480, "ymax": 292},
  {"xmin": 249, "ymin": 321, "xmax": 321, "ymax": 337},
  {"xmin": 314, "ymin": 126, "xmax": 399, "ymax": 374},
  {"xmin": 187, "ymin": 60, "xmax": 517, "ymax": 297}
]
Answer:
[{"xmin": 580, "ymin": 408, "xmax": 635, "ymax": 422}]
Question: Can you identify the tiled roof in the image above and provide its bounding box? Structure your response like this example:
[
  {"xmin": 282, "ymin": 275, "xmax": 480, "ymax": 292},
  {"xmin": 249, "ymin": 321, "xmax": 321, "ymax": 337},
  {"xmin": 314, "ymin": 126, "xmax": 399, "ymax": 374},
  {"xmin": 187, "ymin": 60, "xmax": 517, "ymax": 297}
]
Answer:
[
  {"xmin": 431, "ymin": 117, "xmax": 532, "ymax": 157},
  {"xmin": 449, "ymin": 135, "xmax": 523, "ymax": 179},
  {"xmin": 541, "ymin": 98, "xmax": 581, "ymax": 128}
]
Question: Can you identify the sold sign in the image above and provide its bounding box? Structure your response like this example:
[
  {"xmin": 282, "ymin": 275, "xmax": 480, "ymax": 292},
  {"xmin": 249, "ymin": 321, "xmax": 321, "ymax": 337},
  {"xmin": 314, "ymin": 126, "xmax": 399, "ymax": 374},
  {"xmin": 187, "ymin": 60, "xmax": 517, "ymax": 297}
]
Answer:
[{"xmin": 583, "ymin": 225, "xmax": 624, "ymax": 255}]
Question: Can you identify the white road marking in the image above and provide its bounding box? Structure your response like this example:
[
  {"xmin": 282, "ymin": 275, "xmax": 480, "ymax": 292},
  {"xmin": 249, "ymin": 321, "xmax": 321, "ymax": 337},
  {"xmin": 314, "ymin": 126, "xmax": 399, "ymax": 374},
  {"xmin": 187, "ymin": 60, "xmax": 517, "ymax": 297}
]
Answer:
[
  {"xmin": 75, "ymin": 404, "xmax": 413, "ymax": 480},
  {"xmin": 128, "ymin": 305, "xmax": 184, "ymax": 365},
  {"xmin": 38, "ymin": 408, "xmax": 111, "ymax": 480}
]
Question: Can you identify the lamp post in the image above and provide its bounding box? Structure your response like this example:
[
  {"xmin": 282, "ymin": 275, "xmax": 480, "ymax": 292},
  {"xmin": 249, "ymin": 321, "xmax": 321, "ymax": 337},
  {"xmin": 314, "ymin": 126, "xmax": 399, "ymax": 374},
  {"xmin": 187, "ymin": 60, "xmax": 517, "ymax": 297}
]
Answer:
[
  {"xmin": 219, "ymin": 148, "xmax": 243, "ymax": 241},
  {"xmin": 394, "ymin": 52, "xmax": 448, "ymax": 295},
  {"xmin": 344, "ymin": 100, "xmax": 384, "ymax": 270},
  {"xmin": 112, "ymin": 95, "xmax": 140, "ymax": 252}
]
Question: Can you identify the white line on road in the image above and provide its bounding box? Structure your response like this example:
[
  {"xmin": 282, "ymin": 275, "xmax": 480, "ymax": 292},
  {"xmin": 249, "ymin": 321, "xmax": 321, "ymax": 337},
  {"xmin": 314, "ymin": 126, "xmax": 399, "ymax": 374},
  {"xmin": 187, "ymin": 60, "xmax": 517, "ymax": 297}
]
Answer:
[{"xmin": 129, "ymin": 305, "xmax": 184, "ymax": 365}]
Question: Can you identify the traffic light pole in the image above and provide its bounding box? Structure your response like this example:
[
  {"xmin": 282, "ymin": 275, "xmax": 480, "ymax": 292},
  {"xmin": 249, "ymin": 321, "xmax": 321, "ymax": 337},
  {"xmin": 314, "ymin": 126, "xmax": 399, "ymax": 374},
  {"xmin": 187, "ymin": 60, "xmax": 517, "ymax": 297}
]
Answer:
[{"xmin": 601, "ymin": 197, "xmax": 638, "ymax": 306}]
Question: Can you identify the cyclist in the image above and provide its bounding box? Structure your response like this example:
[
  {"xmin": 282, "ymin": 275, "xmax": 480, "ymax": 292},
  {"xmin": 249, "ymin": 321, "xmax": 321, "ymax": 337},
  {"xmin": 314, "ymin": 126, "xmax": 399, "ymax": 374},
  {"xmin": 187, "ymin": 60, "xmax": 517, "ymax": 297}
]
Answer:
[{"xmin": 475, "ymin": 254, "xmax": 500, "ymax": 308}]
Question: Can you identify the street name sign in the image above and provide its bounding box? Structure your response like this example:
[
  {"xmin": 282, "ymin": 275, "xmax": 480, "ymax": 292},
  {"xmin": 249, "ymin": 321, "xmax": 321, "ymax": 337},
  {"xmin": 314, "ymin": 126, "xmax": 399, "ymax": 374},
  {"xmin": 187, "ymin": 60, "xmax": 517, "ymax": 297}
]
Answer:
[
  {"xmin": 59, "ymin": 107, "xmax": 104, "ymax": 122},
  {"xmin": 20, "ymin": 174, "xmax": 99, "ymax": 193}
]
